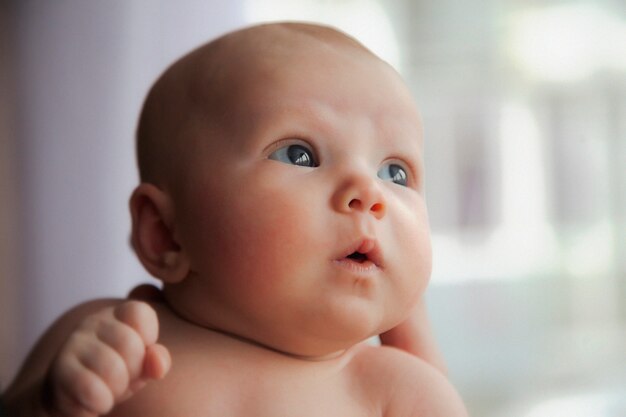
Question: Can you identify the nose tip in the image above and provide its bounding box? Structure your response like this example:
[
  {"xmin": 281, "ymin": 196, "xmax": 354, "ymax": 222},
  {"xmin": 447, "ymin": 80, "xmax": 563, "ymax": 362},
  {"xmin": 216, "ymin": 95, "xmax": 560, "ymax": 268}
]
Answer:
[{"xmin": 334, "ymin": 175, "xmax": 386, "ymax": 219}]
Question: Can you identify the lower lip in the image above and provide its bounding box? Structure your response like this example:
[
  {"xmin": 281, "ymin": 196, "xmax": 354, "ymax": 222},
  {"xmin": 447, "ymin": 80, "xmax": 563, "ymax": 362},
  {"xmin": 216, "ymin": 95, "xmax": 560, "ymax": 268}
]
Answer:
[{"xmin": 332, "ymin": 258, "xmax": 380, "ymax": 274}]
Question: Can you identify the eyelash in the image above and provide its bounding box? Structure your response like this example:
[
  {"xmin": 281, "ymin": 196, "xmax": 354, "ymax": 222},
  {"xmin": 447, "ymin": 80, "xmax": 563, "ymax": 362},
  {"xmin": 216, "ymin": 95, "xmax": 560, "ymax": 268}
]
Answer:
[{"xmin": 267, "ymin": 139, "xmax": 319, "ymax": 167}]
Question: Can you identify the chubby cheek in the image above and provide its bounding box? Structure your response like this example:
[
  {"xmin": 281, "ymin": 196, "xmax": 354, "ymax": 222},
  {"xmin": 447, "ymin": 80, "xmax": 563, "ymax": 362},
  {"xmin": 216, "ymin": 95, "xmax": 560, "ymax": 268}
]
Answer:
[
  {"xmin": 387, "ymin": 203, "xmax": 432, "ymax": 310},
  {"xmin": 188, "ymin": 171, "xmax": 324, "ymax": 300}
]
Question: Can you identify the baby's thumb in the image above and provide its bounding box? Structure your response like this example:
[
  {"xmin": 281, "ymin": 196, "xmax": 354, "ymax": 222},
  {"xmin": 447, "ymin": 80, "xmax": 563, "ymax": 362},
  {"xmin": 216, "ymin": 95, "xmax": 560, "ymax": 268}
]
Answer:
[
  {"xmin": 142, "ymin": 343, "xmax": 172, "ymax": 380},
  {"xmin": 122, "ymin": 344, "xmax": 171, "ymax": 402}
]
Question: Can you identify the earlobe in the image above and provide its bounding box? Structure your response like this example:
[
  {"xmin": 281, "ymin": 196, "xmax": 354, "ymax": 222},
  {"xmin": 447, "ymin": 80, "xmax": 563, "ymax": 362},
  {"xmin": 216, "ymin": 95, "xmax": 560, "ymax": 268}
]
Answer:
[{"xmin": 129, "ymin": 183, "xmax": 190, "ymax": 283}]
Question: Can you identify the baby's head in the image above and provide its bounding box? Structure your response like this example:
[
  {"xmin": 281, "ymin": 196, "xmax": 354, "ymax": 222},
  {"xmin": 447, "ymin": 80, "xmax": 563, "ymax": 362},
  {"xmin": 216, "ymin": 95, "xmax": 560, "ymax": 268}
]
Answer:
[{"xmin": 130, "ymin": 22, "xmax": 432, "ymax": 358}]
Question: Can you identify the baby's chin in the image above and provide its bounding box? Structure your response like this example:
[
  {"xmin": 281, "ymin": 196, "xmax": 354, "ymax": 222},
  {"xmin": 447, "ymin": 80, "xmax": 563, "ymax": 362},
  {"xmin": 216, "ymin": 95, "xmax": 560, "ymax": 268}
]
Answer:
[
  {"xmin": 162, "ymin": 282, "xmax": 403, "ymax": 358},
  {"xmin": 268, "ymin": 311, "xmax": 413, "ymax": 360},
  {"xmin": 262, "ymin": 305, "xmax": 412, "ymax": 359}
]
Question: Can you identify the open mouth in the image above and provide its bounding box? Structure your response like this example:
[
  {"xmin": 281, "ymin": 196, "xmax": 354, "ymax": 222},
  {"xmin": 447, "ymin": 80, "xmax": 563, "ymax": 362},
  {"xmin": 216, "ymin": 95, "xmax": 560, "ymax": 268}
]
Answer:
[
  {"xmin": 335, "ymin": 238, "xmax": 383, "ymax": 271},
  {"xmin": 346, "ymin": 251, "xmax": 369, "ymax": 263}
]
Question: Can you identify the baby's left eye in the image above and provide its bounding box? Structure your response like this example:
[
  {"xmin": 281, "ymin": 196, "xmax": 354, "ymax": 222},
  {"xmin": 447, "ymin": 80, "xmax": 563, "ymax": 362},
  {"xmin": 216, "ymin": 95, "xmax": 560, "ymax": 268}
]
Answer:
[
  {"xmin": 377, "ymin": 163, "xmax": 408, "ymax": 187},
  {"xmin": 268, "ymin": 142, "xmax": 318, "ymax": 167}
]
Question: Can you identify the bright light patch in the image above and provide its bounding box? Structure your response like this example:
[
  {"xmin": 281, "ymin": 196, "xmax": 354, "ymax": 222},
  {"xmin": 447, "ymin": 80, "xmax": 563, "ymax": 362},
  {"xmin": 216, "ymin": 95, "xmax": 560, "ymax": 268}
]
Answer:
[
  {"xmin": 524, "ymin": 391, "xmax": 619, "ymax": 417},
  {"xmin": 564, "ymin": 221, "xmax": 614, "ymax": 279},
  {"xmin": 508, "ymin": 4, "xmax": 626, "ymax": 82},
  {"xmin": 499, "ymin": 102, "xmax": 546, "ymax": 228}
]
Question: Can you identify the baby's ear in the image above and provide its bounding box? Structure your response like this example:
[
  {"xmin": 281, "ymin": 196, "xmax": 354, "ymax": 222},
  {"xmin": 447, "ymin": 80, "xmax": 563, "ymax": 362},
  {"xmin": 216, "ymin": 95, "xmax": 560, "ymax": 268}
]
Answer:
[{"xmin": 129, "ymin": 183, "xmax": 190, "ymax": 283}]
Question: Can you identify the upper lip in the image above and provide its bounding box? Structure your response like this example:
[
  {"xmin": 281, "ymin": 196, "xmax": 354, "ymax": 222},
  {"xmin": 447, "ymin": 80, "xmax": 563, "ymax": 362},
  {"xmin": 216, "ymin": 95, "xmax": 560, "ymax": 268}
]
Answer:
[{"xmin": 338, "ymin": 237, "xmax": 384, "ymax": 268}]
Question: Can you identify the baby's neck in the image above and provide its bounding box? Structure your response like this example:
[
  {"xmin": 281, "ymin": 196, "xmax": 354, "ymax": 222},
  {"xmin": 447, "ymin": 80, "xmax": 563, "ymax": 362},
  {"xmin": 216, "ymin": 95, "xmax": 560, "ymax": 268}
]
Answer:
[{"xmin": 160, "ymin": 288, "xmax": 357, "ymax": 362}]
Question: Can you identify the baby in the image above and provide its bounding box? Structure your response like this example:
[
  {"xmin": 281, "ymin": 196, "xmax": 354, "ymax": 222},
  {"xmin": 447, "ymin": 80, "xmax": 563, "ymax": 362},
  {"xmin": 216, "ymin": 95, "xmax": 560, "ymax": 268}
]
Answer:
[{"xmin": 3, "ymin": 23, "xmax": 468, "ymax": 416}]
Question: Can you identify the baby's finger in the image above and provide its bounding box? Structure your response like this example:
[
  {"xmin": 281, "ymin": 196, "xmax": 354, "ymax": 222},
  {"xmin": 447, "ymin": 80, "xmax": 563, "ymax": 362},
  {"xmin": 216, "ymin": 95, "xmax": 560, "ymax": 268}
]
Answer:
[
  {"xmin": 76, "ymin": 337, "xmax": 130, "ymax": 400},
  {"xmin": 123, "ymin": 343, "xmax": 172, "ymax": 400},
  {"xmin": 95, "ymin": 315, "xmax": 147, "ymax": 380},
  {"xmin": 113, "ymin": 301, "xmax": 160, "ymax": 346},
  {"xmin": 142, "ymin": 343, "xmax": 171, "ymax": 380},
  {"xmin": 52, "ymin": 353, "xmax": 114, "ymax": 416}
]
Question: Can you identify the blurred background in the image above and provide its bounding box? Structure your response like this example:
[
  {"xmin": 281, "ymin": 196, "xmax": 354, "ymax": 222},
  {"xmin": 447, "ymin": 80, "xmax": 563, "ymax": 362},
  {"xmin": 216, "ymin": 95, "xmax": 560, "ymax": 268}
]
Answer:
[{"xmin": 1, "ymin": 0, "xmax": 625, "ymax": 415}]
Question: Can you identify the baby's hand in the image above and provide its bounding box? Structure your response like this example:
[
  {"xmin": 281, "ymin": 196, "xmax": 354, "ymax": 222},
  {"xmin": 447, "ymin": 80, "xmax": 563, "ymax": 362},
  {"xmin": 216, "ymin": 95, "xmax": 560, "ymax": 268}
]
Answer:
[{"xmin": 44, "ymin": 301, "xmax": 171, "ymax": 417}]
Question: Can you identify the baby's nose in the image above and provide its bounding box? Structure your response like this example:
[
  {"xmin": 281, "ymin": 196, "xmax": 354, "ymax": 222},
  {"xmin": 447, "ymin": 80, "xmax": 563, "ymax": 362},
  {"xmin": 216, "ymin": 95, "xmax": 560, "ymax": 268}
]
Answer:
[{"xmin": 332, "ymin": 173, "xmax": 386, "ymax": 219}]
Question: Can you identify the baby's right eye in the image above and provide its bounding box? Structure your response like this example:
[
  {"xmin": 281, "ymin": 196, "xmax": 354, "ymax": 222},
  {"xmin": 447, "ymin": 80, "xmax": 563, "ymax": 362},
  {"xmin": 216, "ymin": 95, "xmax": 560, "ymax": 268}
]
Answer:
[{"xmin": 268, "ymin": 142, "xmax": 318, "ymax": 167}]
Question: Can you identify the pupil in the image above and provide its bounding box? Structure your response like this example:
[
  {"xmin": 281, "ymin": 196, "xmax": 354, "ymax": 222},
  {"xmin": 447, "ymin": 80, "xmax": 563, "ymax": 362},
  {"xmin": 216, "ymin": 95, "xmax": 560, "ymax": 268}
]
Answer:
[
  {"xmin": 288, "ymin": 145, "xmax": 312, "ymax": 166},
  {"xmin": 390, "ymin": 165, "xmax": 407, "ymax": 185}
]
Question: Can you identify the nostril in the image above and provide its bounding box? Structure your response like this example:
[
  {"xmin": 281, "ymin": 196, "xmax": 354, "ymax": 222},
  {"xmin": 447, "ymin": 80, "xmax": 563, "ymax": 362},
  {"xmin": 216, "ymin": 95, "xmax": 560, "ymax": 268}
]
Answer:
[
  {"xmin": 347, "ymin": 199, "xmax": 385, "ymax": 216},
  {"xmin": 348, "ymin": 199, "xmax": 362, "ymax": 210},
  {"xmin": 371, "ymin": 203, "xmax": 384, "ymax": 213}
]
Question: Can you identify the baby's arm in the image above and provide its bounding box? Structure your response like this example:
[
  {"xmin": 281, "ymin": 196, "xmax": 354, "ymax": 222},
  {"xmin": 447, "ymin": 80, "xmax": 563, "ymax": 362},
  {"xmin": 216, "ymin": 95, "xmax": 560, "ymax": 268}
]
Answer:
[
  {"xmin": 3, "ymin": 300, "xmax": 170, "ymax": 417},
  {"xmin": 379, "ymin": 298, "xmax": 448, "ymax": 375}
]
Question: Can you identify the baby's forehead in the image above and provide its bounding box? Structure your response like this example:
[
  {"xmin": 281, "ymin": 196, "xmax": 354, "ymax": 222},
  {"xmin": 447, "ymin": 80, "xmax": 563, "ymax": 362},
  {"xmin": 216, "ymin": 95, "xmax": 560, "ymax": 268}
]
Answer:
[
  {"xmin": 193, "ymin": 24, "xmax": 378, "ymax": 85},
  {"xmin": 180, "ymin": 25, "xmax": 387, "ymax": 117},
  {"xmin": 188, "ymin": 26, "xmax": 419, "ymax": 135}
]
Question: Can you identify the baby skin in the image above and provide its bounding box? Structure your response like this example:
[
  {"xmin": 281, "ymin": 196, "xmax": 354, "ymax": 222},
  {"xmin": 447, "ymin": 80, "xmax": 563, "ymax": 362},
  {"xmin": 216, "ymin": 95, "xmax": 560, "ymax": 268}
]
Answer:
[{"xmin": 3, "ymin": 23, "xmax": 468, "ymax": 417}]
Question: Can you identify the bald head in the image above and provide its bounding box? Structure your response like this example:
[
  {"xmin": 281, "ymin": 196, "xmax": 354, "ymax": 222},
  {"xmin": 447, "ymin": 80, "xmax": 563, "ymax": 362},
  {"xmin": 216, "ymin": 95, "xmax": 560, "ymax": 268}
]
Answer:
[{"xmin": 135, "ymin": 22, "xmax": 384, "ymax": 185}]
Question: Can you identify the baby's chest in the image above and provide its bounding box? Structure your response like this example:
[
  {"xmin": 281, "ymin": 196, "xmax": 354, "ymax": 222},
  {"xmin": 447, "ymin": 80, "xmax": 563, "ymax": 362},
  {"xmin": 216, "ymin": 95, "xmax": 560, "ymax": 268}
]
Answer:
[{"xmin": 150, "ymin": 357, "xmax": 382, "ymax": 417}]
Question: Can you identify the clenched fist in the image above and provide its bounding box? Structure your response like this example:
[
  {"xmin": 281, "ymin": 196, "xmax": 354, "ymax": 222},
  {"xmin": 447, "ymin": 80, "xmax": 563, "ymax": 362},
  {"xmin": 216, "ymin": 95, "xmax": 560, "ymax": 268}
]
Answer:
[{"xmin": 44, "ymin": 301, "xmax": 171, "ymax": 417}]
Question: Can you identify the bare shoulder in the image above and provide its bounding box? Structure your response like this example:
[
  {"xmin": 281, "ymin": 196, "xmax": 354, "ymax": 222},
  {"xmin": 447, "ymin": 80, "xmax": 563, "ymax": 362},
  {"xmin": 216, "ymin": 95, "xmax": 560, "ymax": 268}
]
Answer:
[{"xmin": 350, "ymin": 345, "xmax": 469, "ymax": 417}]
